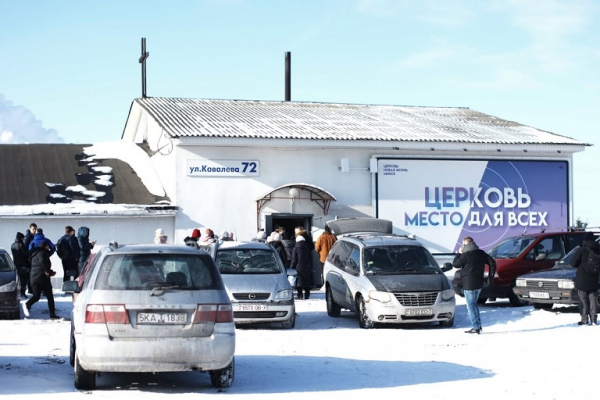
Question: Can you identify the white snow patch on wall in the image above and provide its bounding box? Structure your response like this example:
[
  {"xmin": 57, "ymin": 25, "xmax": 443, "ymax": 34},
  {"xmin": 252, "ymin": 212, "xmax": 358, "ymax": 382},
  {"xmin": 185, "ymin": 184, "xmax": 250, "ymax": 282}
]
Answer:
[{"xmin": 84, "ymin": 141, "xmax": 166, "ymax": 197}]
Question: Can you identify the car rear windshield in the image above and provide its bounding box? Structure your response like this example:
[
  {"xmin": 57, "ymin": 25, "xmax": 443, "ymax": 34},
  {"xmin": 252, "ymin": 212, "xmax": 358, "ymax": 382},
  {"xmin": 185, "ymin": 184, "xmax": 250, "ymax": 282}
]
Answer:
[
  {"xmin": 94, "ymin": 253, "xmax": 222, "ymax": 290},
  {"xmin": 0, "ymin": 255, "xmax": 14, "ymax": 272},
  {"xmin": 216, "ymin": 249, "xmax": 282, "ymax": 274},
  {"xmin": 488, "ymin": 235, "xmax": 537, "ymax": 259},
  {"xmin": 363, "ymin": 246, "xmax": 440, "ymax": 274}
]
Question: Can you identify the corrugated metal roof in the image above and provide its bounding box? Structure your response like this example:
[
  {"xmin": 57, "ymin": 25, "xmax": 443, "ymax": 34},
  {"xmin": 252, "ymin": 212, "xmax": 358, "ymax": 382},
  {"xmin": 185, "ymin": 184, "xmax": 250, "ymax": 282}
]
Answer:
[
  {"xmin": 0, "ymin": 144, "xmax": 169, "ymax": 206},
  {"xmin": 134, "ymin": 97, "xmax": 585, "ymax": 146}
]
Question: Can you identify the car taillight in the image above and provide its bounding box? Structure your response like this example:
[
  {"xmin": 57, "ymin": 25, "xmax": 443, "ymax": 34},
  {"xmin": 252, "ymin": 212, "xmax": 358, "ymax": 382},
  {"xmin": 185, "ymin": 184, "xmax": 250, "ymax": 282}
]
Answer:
[
  {"xmin": 193, "ymin": 304, "xmax": 233, "ymax": 324},
  {"xmin": 85, "ymin": 304, "xmax": 129, "ymax": 324}
]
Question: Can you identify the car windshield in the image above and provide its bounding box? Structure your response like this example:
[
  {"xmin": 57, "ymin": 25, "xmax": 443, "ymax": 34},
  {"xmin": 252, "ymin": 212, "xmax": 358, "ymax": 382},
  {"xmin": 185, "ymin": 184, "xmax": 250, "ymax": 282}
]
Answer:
[
  {"xmin": 363, "ymin": 246, "xmax": 440, "ymax": 275},
  {"xmin": 94, "ymin": 253, "xmax": 221, "ymax": 290},
  {"xmin": 0, "ymin": 255, "xmax": 14, "ymax": 272},
  {"xmin": 216, "ymin": 249, "xmax": 282, "ymax": 274},
  {"xmin": 488, "ymin": 236, "xmax": 537, "ymax": 259}
]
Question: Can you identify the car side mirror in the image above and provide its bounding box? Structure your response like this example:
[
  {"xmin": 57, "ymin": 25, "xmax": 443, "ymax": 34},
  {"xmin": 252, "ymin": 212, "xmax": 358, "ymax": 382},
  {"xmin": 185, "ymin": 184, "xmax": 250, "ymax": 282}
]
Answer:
[
  {"xmin": 62, "ymin": 280, "xmax": 80, "ymax": 294},
  {"xmin": 286, "ymin": 269, "xmax": 297, "ymax": 277},
  {"xmin": 441, "ymin": 262, "xmax": 453, "ymax": 272}
]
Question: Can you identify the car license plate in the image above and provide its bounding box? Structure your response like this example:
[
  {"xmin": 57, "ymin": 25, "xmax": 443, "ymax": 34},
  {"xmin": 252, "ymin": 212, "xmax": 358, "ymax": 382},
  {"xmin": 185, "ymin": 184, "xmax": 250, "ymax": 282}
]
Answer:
[
  {"xmin": 236, "ymin": 304, "xmax": 267, "ymax": 311},
  {"xmin": 405, "ymin": 308, "xmax": 433, "ymax": 316},
  {"xmin": 137, "ymin": 313, "xmax": 187, "ymax": 324},
  {"xmin": 529, "ymin": 291, "xmax": 550, "ymax": 299}
]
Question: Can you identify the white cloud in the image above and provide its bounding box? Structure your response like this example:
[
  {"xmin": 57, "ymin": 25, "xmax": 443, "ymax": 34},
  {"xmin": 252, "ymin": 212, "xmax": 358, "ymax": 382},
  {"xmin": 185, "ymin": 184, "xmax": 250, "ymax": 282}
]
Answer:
[{"xmin": 0, "ymin": 95, "xmax": 63, "ymax": 144}]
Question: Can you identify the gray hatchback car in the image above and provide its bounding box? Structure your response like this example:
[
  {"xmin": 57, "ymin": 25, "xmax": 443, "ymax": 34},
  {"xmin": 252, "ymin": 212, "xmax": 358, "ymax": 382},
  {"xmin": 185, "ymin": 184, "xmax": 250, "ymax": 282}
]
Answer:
[
  {"xmin": 211, "ymin": 241, "xmax": 296, "ymax": 328},
  {"xmin": 63, "ymin": 243, "xmax": 236, "ymax": 390}
]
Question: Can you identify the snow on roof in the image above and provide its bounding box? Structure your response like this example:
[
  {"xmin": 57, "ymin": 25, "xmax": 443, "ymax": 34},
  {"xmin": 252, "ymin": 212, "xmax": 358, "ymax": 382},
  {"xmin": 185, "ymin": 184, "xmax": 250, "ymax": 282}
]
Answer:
[
  {"xmin": 131, "ymin": 97, "xmax": 586, "ymax": 146},
  {"xmin": 0, "ymin": 203, "xmax": 177, "ymax": 216},
  {"xmin": 83, "ymin": 141, "xmax": 165, "ymax": 197}
]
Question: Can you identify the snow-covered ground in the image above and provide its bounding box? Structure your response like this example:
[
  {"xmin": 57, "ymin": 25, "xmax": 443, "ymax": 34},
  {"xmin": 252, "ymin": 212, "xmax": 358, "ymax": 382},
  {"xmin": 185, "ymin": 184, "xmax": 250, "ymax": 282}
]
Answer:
[{"xmin": 1, "ymin": 290, "xmax": 595, "ymax": 399}]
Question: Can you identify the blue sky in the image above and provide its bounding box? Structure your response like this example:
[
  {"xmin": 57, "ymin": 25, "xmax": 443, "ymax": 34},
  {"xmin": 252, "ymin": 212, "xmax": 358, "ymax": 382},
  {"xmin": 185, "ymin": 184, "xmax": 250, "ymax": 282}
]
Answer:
[{"xmin": 1, "ymin": 0, "xmax": 598, "ymax": 224}]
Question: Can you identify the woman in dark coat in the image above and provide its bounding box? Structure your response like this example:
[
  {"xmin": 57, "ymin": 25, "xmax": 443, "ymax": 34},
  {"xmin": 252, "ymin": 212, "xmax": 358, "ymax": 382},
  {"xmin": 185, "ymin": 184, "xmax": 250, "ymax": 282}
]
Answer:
[
  {"xmin": 24, "ymin": 241, "xmax": 57, "ymax": 319},
  {"xmin": 11, "ymin": 232, "xmax": 29, "ymax": 297},
  {"xmin": 571, "ymin": 232, "xmax": 600, "ymax": 325},
  {"xmin": 290, "ymin": 236, "xmax": 312, "ymax": 300}
]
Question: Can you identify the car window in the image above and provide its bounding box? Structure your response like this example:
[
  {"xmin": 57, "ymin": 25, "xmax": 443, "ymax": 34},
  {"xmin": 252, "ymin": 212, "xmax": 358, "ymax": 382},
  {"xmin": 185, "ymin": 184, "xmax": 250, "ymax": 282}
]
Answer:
[
  {"xmin": 525, "ymin": 237, "xmax": 563, "ymax": 261},
  {"xmin": 488, "ymin": 235, "xmax": 536, "ymax": 259},
  {"xmin": 344, "ymin": 243, "xmax": 361, "ymax": 275},
  {"xmin": 215, "ymin": 249, "xmax": 282, "ymax": 274},
  {"xmin": 81, "ymin": 252, "xmax": 101, "ymax": 290},
  {"xmin": 94, "ymin": 253, "xmax": 221, "ymax": 290},
  {"xmin": 363, "ymin": 246, "xmax": 440, "ymax": 274},
  {"xmin": 327, "ymin": 241, "xmax": 351, "ymax": 270},
  {"xmin": 565, "ymin": 234, "xmax": 586, "ymax": 252},
  {"xmin": 0, "ymin": 254, "xmax": 14, "ymax": 272}
]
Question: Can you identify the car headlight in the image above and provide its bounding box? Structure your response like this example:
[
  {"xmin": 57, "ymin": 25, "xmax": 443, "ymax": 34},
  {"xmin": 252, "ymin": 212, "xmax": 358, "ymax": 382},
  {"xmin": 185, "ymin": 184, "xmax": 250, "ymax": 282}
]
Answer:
[
  {"xmin": 441, "ymin": 288, "xmax": 455, "ymax": 301},
  {"xmin": 274, "ymin": 289, "xmax": 292, "ymax": 300},
  {"xmin": 558, "ymin": 280, "xmax": 575, "ymax": 289},
  {"xmin": 516, "ymin": 279, "xmax": 527, "ymax": 287},
  {"xmin": 368, "ymin": 291, "xmax": 391, "ymax": 303},
  {"xmin": 0, "ymin": 280, "xmax": 17, "ymax": 293}
]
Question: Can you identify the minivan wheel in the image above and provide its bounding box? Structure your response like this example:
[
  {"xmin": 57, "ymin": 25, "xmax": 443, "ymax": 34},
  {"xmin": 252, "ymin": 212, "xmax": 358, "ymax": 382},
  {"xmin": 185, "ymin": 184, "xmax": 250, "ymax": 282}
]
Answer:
[
  {"xmin": 508, "ymin": 289, "xmax": 529, "ymax": 307},
  {"xmin": 356, "ymin": 296, "xmax": 373, "ymax": 329},
  {"xmin": 210, "ymin": 358, "xmax": 235, "ymax": 388},
  {"xmin": 326, "ymin": 286, "xmax": 341, "ymax": 317},
  {"xmin": 477, "ymin": 297, "xmax": 488, "ymax": 305},
  {"xmin": 74, "ymin": 351, "xmax": 96, "ymax": 390}
]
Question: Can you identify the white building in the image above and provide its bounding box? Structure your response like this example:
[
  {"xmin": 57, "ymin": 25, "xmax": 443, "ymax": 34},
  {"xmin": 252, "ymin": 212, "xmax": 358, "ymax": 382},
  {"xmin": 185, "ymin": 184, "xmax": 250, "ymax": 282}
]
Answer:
[{"xmin": 122, "ymin": 97, "xmax": 588, "ymax": 252}]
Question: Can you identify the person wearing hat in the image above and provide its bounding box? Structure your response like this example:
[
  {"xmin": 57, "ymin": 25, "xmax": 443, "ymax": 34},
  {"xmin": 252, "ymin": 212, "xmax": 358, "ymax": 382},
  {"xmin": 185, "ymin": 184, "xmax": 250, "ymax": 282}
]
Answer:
[
  {"xmin": 571, "ymin": 232, "xmax": 600, "ymax": 325},
  {"xmin": 184, "ymin": 229, "xmax": 201, "ymax": 248},
  {"xmin": 11, "ymin": 232, "xmax": 29, "ymax": 297},
  {"xmin": 220, "ymin": 231, "xmax": 231, "ymax": 241},
  {"xmin": 154, "ymin": 228, "xmax": 168, "ymax": 244}
]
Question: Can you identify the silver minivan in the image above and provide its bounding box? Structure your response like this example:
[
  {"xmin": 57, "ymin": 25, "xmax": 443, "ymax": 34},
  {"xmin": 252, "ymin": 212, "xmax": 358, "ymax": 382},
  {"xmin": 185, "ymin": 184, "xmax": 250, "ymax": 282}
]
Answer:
[
  {"xmin": 323, "ymin": 218, "xmax": 455, "ymax": 329},
  {"xmin": 63, "ymin": 244, "xmax": 236, "ymax": 390},
  {"xmin": 212, "ymin": 241, "xmax": 296, "ymax": 328}
]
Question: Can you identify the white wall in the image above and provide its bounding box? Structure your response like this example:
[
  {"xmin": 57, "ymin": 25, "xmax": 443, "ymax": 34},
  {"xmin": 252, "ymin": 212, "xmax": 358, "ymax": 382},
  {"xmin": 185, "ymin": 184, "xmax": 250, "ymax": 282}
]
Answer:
[{"xmin": 171, "ymin": 146, "xmax": 375, "ymax": 243}]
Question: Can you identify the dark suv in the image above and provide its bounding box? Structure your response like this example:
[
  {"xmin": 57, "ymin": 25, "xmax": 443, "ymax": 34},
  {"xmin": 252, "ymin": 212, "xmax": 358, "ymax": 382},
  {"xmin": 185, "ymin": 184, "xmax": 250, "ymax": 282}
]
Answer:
[{"xmin": 452, "ymin": 230, "xmax": 593, "ymax": 306}]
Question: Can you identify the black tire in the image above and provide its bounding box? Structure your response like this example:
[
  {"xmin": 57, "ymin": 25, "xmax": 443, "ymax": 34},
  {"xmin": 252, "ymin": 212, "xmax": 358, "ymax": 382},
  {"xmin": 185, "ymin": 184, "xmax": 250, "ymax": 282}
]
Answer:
[
  {"xmin": 9, "ymin": 308, "xmax": 20, "ymax": 320},
  {"xmin": 210, "ymin": 358, "xmax": 235, "ymax": 389},
  {"xmin": 281, "ymin": 309, "xmax": 296, "ymax": 329},
  {"xmin": 356, "ymin": 296, "xmax": 373, "ymax": 329},
  {"xmin": 326, "ymin": 286, "xmax": 341, "ymax": 317},
  {"xmin": 69, "ymin": 323, "xmax": 76, "ymax": 367},
  {"xmin": 533, "ymin": 303, "xmax": 553, "ymax": 310},
  {"xmin": 74, "ymin": 351, "xmax": 96, "ymax": 390},
  {"xmin": 508, "ymin": 288, "xmax": 529, "ymax": 307},
  {"xmin": 477, "ymin": 298, "xmax": 488, "ymax": 305},
  {"xmin": 439, "ymin": 317, "xmax": 455, "ymax": 327}
]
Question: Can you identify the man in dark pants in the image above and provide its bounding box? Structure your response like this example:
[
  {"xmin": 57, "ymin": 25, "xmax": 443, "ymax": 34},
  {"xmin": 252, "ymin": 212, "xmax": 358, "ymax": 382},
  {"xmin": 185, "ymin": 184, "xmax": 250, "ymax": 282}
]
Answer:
[
  {"xmin": 57, "ymin": 226, "xmax": 80, "ymax": 282},
  {"xmin": 11, "ymin": 232, "xmax": 29, "ymax": 298},
  {"xmin": 23, "ymin": 241, "xmax": 58, "ymax": 319},
  {"xmin": 570, "ymin": 232, "xmax": 600, "ymax": 325},
  {"xmin": 452, "ymin": 236, "xmax": 496, "ymax": 334}
]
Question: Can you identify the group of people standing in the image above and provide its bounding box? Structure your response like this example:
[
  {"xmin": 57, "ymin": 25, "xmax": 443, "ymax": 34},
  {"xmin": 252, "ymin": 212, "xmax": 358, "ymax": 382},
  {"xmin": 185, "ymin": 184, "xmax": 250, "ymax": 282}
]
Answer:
[
  {"xmin": 258, "ymin": 225, "xmax": 336, "ymax": 300},
  {"xmin": 10, "ymin": 222, "xmax": 95, "ymax": 319}
]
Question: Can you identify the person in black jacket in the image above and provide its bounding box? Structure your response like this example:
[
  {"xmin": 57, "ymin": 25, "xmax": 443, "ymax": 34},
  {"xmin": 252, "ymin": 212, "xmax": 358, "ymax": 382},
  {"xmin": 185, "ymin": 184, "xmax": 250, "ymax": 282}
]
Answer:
[
  {"xmin": 24, "ymin": 223, "xmax": 37, "ymax": 252},
  {"xmin": 23, "ymin": 241, "xmax": 58, "ymax": 319},
  {"xmin": 57, "ymin": 226, "xmax": 81, "ymax": 282},
  {"xmin": 11, "ymin": 232, "xmax": 29, "ymax": 297},
  {"xmin": 290, "ymin": 235, "xmax": 312, "ymax": 300},
  {"xmin": 570, "ymin": 232, "xmax": 600, "ymax": 325},
  {"xmin": 452, "ymin": 236, "xmax": 496, "ymax": 334}
]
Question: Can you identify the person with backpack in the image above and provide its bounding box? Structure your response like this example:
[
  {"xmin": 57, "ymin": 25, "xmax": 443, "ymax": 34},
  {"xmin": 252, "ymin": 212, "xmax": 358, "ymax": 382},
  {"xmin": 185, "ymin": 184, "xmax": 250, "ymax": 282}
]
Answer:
[
  {"xmin": 57, "ymin": 226, "xmax": 80, "ymax": 282},
  {"xmin": 571, "ymin": 232, "xmax": 600, "ymax": 325},
  {"xmin": 23, "ymin": 240, "xmax": 59, "ymax": 319}
]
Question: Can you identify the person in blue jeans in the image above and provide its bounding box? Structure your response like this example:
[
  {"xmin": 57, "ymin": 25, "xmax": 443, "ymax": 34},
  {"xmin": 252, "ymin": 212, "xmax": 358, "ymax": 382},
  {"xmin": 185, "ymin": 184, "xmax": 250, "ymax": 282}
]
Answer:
[{"xmin": 452, "ymin": 237, "xmax": 496, "ymax": 334}]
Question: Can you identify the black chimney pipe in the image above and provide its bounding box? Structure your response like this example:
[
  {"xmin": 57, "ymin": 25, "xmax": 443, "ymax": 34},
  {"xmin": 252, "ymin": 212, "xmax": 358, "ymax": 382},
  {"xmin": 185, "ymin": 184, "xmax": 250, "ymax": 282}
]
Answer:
[{"xmin": 285, "ymin": 51, "xmax": 291, "ymax": 101}]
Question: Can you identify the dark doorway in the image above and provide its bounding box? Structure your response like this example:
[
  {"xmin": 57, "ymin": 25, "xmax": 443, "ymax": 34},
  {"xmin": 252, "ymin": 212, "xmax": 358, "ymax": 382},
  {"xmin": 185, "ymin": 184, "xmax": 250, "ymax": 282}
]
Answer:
[{"xmin": 265, "ymin": 213, "xmax": 313, "ymax": 240}]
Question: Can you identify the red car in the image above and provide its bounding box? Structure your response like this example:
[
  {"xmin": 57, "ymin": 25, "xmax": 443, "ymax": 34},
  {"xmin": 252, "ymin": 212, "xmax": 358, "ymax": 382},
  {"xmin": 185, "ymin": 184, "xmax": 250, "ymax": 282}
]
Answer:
[{"xmin": 452, "ymin": 231, "xmax": 595, "ymax": 306}]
